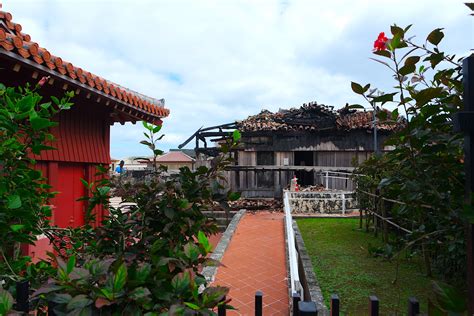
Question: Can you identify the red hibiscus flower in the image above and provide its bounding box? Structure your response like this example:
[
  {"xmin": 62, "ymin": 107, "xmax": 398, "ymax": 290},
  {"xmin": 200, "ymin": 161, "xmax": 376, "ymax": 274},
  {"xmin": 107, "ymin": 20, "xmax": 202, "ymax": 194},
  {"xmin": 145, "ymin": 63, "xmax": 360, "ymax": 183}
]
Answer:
[{"xmin": 373, "ymin": 32, "xmax": 388, "ymax": 51}]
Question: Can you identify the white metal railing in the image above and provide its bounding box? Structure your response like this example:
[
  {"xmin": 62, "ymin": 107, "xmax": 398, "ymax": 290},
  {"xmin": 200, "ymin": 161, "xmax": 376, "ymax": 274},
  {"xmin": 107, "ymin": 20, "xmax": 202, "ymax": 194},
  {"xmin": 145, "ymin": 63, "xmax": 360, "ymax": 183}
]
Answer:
[
  {"xmin": 314, "ymin": 170, "xmax": 354, "ymax": 190},
  {"xmin": 284, "ymin": 190, "xmax": 304, "ymax": 297}
]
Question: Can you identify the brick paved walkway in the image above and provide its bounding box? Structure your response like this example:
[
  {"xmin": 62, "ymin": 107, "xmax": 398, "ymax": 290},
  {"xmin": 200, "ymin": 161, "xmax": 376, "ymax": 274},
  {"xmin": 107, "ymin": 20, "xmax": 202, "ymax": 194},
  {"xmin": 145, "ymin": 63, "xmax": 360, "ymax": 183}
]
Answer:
[{"xmin": 213, "ymin": 212, "xmax": 289, "ymax": 315}]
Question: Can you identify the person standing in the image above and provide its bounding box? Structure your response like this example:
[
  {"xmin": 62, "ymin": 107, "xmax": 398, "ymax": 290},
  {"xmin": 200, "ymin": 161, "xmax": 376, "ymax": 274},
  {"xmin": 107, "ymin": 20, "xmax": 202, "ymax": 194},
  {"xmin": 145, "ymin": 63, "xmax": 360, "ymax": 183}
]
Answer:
[{"xmin": 115, "ymin": 160, "xmax": 126, "ymax": 174}]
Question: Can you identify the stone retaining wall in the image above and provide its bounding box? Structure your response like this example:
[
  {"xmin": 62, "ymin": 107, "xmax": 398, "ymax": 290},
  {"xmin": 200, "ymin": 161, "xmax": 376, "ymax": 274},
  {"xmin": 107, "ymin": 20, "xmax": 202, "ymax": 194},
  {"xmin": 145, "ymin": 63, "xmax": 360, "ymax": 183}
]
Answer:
[{"xmin": 288, "ymin": 191, "xmax": 357, "ymax": 214}]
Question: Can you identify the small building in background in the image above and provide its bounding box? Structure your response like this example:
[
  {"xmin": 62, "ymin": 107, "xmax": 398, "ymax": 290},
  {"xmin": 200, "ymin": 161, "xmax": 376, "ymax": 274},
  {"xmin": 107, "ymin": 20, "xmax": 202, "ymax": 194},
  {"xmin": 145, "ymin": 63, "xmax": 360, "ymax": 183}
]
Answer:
[{"xmin": 154, "ymin": 151, "xmax": 195, "ymax": 171}]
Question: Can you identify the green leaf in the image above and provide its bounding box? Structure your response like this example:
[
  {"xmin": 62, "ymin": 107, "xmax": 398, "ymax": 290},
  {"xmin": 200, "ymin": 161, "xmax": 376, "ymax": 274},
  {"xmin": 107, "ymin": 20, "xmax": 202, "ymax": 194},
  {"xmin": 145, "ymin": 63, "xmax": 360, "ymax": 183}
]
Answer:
[
  {"xmin": 140, "ymin": 140, "xmax": 153, "ymax": 147},
  {"xmin": 128, "ymin": 287, "xmax": 151, "ymax": 302},
  {"xmin": 51, "ymin": 96, "xmax": 60, "ymax": 105},
  {"xmin": 404, "ymin": 56, "xmax": 420, "ymax": 67},
  {"xmin": 373, "ymin": 50, "xmax": 391, "ymax": 58},
  {"xmin": 17, "ymin": 94, "xmax": 34, "ymax": 112},
  {"xmin": 351, "ymin": 82, "xmax": 364, "ymax": 95},
  {"xmin": 7, "ymin": 195, "xmax": 21, "ymax": 209},
  {"xmin": 413, "ymin": 87, "xmax": 444, "ymax": 106},
  {"xmin": 346, "ymin": 104, "xmax": 365, "ymax": 110},
  {"xmin": 425, "ymin": 52, "xmax": 445, "ymax": 69},
  {"xmin": 32, "ymin": 283, "xmax": 63, "ymax": 296},
  {"xmin": 390, "ymin": 25, "xmax": 404, "ymax": 37},
  {"xmin": 10, "ymin": 224, "xmax": 25, "ymax": 232},
  {"xmin": 164, "ymin": 208, "xmax": 175, "ymax": 219},
  {"xmin": 377, "ymin": 111, "xmax": 388, "ymax": 120},
  {"xmin": 142, "ymin": 121, "xmax": 153, "ymax": 131},
  {"xmin": 398, "ymin": 64, "xmax": 416, "ymax": 76},
  {"xmin": 113, "ymin": 263, "xmax": 128, "ymax": 293},
  {"xmin": 178, "ymin": 199, "xmax": 189, "ymax": 209},
  {"xmin": 97, "ymin": 186, "xmax": 111, "ymax": 196},
  {"xmin": 171, "ymin": 272, "xmax": 191, "ymax": 293},
  {"xmin": 50, "ymin": 293, "xmax": 72, "ymax": 304},
  {"xmin": 0, "ymin": 289, "xmax": 13, "ymax": 315},
  {"xmin": 30, "ymin": 116, "xmax": 54, "ymax": 130},
  {"xmin": 66, "ymin": 294, "xmax": 93, "ymax": 311},
  {"xmin": 134, "ymin": 264, "xmax": 152, "ymax": 284},
  {"xmin": 232, "ymin": 130, "xmax": 241, "ymax": 142},
  {"xmin": 152, "ymin": 125, "xmax": 162, "ymax": 133},
  {"xmin": 184, "ymin": 242, "xmax": 200, "ymax": 261},
  {"xmin": 184, "ymin": 302, "xmax": 201, "ymax": 310},
  {"xmin": 99, "ymin": 288, "xmax": 114, "ymax": 301},
  {"xmin": 388, "ymin": 33, "xmax": 401, "ymax": 51},
  {"xmin": 198, "ymin": 231, "xmax": 212, "ymax": 252},
  {"xmin": 371, "ymin": 92, "xmax": 397, "ymax": 105},
  {"xmin": 227, "ymin": 191, "xmax": 241, "ymax": 201},
  {"xmin": 431, "ymin": 281, "xmax": 467, "ymax": 313},
  {"xmin": 427, "ymin": 28, "xmax": 444, "ymax": 46},
  {"xmin": 391, "ymin": 108, "xmax": 399, "ymax": 120},
  {"xmin": 67, "ymin": 256, "xmax": 76, "ymax": 274}
]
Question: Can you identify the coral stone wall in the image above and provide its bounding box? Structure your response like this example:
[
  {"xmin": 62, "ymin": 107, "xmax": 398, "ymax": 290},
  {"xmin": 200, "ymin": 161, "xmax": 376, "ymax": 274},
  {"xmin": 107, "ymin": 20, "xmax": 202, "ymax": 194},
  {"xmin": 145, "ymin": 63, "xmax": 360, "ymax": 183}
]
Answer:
[{"xmin": 288, "ymin": 191, "xmax": 357, "ymax": 214}]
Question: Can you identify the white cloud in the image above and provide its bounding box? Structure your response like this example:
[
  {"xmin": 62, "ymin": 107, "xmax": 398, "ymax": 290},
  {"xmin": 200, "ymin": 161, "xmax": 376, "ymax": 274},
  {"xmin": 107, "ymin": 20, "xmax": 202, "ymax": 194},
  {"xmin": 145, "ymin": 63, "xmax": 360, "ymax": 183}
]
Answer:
[{"xmin": 3, "ymin": 0, "xmax": 471, "ymax": 157}]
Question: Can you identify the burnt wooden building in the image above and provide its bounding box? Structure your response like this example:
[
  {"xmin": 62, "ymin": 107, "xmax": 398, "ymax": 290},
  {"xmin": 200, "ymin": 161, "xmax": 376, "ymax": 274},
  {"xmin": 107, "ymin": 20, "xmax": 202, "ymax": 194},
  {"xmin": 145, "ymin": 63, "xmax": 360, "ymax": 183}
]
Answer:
[{"xmin": 181, "ymin": 102, "xmax": 403, "ymax": 197}]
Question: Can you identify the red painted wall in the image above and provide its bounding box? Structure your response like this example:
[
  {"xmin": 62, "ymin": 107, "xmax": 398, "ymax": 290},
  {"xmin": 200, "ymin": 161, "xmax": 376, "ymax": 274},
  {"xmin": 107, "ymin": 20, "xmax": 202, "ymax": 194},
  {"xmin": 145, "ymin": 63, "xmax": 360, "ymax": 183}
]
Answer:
[
  {"xmin": 33, "ymin": 101, "xmax": 110, "ymax": 164},
  {"xmin": 27, "ymin": 99, "xmax": 111, "ymax": 261},
  {"xmin": 55, "ymin": 163, "xmax": 86, "ymax": 227}
]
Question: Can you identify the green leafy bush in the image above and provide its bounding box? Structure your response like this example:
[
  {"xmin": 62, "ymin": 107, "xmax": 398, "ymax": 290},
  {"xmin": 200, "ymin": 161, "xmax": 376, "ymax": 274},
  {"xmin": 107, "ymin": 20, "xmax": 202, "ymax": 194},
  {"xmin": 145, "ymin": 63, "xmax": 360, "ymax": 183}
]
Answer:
[
  {"xmin": 0, "ymin": 82, "xmax": 73, "ymax": 283},
  {"xmin": 351, "ymin": 24, "xmax": 468, "ymax": 312},
  {"xmin": 33, "ymin": 123, "xmax": 240, "ymax": 315}
]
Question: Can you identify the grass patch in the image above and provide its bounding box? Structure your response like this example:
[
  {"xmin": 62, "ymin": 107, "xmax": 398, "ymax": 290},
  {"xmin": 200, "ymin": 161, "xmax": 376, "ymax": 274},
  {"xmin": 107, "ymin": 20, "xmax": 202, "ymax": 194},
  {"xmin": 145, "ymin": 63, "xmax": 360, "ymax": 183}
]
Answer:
[{"xmin": 297, "ymin": 218, "xmax": 434, "ymax": 315}]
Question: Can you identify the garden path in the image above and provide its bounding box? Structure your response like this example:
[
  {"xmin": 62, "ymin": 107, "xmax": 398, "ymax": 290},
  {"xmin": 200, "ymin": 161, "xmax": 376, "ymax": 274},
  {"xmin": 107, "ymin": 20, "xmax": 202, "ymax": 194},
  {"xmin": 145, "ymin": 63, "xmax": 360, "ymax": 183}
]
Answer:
[{"xmin": 212, "ymin": 211, "xmax": 289, "ymax": 315}]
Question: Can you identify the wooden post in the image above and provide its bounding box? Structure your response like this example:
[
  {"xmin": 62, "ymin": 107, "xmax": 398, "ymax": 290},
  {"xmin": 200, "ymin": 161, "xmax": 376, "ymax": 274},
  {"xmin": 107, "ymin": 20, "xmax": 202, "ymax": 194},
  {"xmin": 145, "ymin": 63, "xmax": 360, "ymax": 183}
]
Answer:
[
  {"xmin": 369, "ymin": 296, "xmax": 379, "ymax": 316},
  {"xmin": 381, "ymin": 199, "xmax": 388, "ymax": 243},
  {"xmin": 255, "ymin": 291, "xmax": 263, "ymax": 316},
  {"xmin": 15, "ymin": 280, "xmax": 29, "ymax": 312},
  {"xmin": 374, "ymin": 189, "xmax": 380, "ymax": 237},
  {"xmin": 407, "ymin": 297, "xmax": 419, "ymax": 316},
  {"xmin": 218, "ymin": 295, "xmax": 226, "ymax": 316},
  {"xmin": 330, "ymin": 294, "xmax": 340, "ymax": 316},
  {"xmin": 298, "ymin": 301, "xmax": 318, "ymax": 316},
  {"xmin": 292, "ymin": 292, "xmax": 301, "ymax": 316},
  {"xmin": 453, "ymin": 54, "xmax": 474, "ymax": 314}
]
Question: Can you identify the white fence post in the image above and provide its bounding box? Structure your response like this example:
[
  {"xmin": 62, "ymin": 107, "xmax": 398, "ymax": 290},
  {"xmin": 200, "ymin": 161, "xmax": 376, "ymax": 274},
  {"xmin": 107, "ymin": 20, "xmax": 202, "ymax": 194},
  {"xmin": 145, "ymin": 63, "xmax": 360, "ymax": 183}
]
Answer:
[
  {"xmin": 325, "ymin": 171, "xmax": 329, "ymax": 189},
  {"xmin": 342, "ymin": 193, "xmax": 346, "ymax": 215}
]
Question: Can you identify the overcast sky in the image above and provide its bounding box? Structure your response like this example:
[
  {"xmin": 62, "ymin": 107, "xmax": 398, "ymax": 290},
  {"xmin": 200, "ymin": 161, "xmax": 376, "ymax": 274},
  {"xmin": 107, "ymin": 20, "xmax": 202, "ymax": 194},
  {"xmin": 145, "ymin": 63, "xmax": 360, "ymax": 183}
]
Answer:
[{"xmin": 3, "ymin": 0, "xmax": 473, "ymax": 158}]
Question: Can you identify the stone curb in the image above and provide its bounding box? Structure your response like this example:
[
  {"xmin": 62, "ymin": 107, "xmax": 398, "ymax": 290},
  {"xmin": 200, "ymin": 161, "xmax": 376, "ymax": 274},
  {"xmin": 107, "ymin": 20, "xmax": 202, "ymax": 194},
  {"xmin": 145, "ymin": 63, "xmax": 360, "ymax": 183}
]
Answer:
[
  {"xmin": 202, "ymin": 209, "xmax": 246, "ymax": 283},
  {"xmin": 293, "ymin": 220, "xmax": 329, "ymax": 316}
]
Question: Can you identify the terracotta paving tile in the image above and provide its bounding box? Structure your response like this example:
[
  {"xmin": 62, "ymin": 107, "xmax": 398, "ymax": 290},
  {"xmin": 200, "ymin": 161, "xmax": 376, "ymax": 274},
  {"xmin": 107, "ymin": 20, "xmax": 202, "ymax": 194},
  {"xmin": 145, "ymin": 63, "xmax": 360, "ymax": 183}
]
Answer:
[{"xmin": 212, "ymin": 212, "xmax": 289, "ymax": 315}]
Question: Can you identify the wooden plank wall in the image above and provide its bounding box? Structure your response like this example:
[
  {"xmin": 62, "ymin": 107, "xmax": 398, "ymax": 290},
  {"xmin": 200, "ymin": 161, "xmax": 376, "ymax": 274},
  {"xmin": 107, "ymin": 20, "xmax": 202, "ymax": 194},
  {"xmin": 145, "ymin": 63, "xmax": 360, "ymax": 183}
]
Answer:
[
  {"xmin": 232, "ymin": 150, "xmax": 375, "ymax": 196},
  {"xmin": 32, "ymin": 99, "xmax": 110, "ymax": 164},
  {"xmin": 238, "ymin": 151, "xmax": 256, "ymax": 191}
]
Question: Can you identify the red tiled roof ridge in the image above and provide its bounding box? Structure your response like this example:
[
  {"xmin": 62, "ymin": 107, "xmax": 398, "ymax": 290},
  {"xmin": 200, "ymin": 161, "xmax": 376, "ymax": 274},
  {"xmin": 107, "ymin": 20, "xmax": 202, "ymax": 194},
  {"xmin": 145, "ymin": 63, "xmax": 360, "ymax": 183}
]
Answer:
[{"xmin": 0, "ymin": 10, "xmax": 169, "ymax": 119}]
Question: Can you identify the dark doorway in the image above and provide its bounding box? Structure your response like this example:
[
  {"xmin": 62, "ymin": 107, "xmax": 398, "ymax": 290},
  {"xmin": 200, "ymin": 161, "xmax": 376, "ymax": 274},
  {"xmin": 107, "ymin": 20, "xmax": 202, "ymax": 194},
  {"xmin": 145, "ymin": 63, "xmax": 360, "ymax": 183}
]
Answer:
[
  {"xmin": 294, "ymin": 151, "xmax": 314, "ymax": 186},
  {"xmin": 256, "ymin": 151, "xmax": 274, "ymax": 188}
]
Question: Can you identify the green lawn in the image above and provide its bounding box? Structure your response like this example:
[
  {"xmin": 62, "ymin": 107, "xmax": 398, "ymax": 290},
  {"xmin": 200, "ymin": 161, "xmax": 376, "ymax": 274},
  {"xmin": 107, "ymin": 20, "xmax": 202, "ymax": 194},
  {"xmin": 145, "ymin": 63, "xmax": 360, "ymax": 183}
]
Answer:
[{"xmin": 297, "ymin": 218, "xmax": 433, "ymax": 315}]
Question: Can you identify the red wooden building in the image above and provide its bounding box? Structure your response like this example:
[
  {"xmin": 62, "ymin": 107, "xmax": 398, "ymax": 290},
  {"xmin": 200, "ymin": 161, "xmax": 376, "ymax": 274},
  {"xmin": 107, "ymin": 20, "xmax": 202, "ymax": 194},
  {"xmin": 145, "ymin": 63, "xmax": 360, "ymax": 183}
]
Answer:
[{"xmin": 0, "ymin": 11, "xmax": 169, "ymax": 258}]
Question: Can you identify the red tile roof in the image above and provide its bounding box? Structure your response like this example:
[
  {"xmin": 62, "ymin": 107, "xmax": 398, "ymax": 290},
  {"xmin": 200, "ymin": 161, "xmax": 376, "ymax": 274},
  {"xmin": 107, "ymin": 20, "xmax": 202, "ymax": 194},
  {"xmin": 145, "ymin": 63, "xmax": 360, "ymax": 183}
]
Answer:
[
  {"xmin": 0, "ymin": 11, "xmax": 169, "ymax": 122},
  {"xmin": 156, "ymin": 151, "xmax": 194, "ymax": 163}
]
